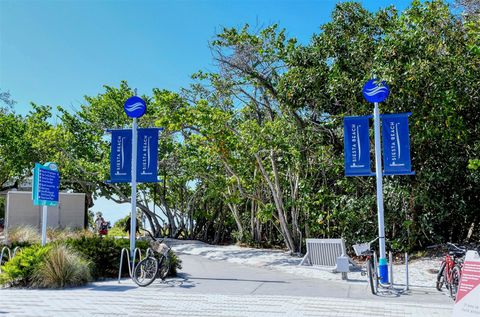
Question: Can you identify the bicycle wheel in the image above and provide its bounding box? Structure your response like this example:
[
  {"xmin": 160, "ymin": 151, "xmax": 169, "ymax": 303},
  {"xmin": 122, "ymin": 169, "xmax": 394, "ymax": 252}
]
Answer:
[
  {"xmin": 158, "ymin": 253, "xmax": 171, "ymax": 280},
  {"xmin": 450, "ymin": 265, "xmax": 461, "ymax": 300},
  {"xmin": 366, "ymin": 259, "xmax": 377, "ymax": 295},
  {"xmin": 133, "ymin": 256, "xmax": 158, "ymax": 287},
  {"xmin": 436, "ymin": 261, "xmax": 446, "ymax": 291}
]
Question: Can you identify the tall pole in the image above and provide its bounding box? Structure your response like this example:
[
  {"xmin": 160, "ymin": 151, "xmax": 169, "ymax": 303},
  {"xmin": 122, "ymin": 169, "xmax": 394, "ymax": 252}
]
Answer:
[
  {"xmin": 130, "ymin": 116, "xmax": 138, "ymax": 259},
  {"xmin": 373, "ymin": 101, "xmax": 388, "ymax": 283},
  {"xmin": 41, "ymin": 206, "xmax": 48, "ymax": 246}
]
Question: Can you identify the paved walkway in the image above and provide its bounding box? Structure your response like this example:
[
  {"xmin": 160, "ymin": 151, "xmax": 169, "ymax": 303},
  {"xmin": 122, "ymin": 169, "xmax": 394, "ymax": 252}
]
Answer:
[
  {"xmin": 169, "ymin": 239, "xmax": 442, "ymax": 288},
  {"xmin": 0, "ymin": 253, "xmax": 454, "ymax": 316},
  {"xmin": 0, "ymin": 288, "xmax": 453, "ymax": 317}
]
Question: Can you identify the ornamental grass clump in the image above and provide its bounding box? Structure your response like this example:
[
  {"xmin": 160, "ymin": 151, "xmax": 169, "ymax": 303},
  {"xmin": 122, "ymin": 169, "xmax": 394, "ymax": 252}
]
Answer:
[
  {"xmin": 33, "ymin": 244, "xmax": 91, "ymax": 288},
  {"xmin": 46, "ymin": 228, "xmax": 94, "ymax": 242},
  {"xmin": 7, "ymin": 226, "xmax": 40, "ymax": 244}
]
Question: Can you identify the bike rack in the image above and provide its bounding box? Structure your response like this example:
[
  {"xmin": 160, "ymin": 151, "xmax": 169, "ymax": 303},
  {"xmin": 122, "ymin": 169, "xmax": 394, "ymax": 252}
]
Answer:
[
  {"xmin": 0, "ymin": 246, "xmax": 21, "ymax": 273},
  {"xmin": 117, "ymin": 247, "xmax": 153, "ymax": 283},
  {"xmin": 389, "ymin": 251, "xmax": 394, "ymax": 289},
  {"xmin": 405, "ymin": 252, "xmax": 409, "ymax": 291},
  {"xmin": 377, "ymin": 251, "xmax": 409, "ymax": 294},
  {"xmin": 0, "ymin": 247, "xmax": 12, "ymax": 272},
  {"xmin": 13, "ymin": 247, "xmax": 21, "ymax": 257}
]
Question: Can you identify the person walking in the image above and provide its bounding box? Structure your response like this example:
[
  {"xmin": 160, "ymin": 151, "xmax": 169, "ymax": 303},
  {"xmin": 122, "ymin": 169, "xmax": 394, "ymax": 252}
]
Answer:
[
  {"xmin": 99, "ymin": 218, "xmax": 110, "ymax": 236},
  {"xmin": 95, "ymin": 213, "xmax": 104, "ymax": 234},
  {"xmin": 124, "ymin": 216, "xmax": 140, "ymax": 239}
]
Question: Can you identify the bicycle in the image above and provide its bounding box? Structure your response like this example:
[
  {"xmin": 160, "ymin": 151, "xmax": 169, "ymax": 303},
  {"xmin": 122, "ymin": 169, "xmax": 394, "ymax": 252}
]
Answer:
[
  {"xmin": 353, "ymin": 238, "xmax": 379, "ymax": 295},
  {"xmin": 436, "ymin": 242, "xmax": 466, "ymax": 300},
  {"xmin": 132, "ymin": 237, "xmax": 172, "ymax": 287}
]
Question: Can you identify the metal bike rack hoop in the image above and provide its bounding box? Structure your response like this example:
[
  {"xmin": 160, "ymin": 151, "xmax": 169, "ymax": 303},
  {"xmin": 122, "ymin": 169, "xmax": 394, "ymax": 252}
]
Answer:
[{"xmin": 118, "ymin": 247, "xmax": 144, "ymax": 283}]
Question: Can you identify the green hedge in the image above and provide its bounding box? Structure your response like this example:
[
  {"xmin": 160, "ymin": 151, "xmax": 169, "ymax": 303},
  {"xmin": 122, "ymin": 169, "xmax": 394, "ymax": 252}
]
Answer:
[
  {"xmin": 64, "ymin": 237, "xmax": 182, "ymax": 279},
  {"xmin": 64, "ymin": 236, "xmax": 150, "ymax": 279},
  {"xmin": 1, "ymin": 236, "xmax": 182, "ymax": 286}
]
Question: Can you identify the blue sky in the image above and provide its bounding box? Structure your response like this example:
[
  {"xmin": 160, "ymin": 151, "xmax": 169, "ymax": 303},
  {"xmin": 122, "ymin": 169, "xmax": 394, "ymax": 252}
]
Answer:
[
  {"xmin": 0, "ymin": 0, "xmax": 422, "ymax": 115},
  {"xmin": 0, "ymin": 0, "xmax": 435, "ymax": 223}
]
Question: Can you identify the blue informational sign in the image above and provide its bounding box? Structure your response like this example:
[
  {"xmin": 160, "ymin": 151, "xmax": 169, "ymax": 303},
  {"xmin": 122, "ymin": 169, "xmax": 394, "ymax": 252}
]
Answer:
[
  {"xmin": 362, "ymin": 79, "xmax": 390, "ymax": 103},
  {"xmin": 381, "ymin": 113, "xmax": 415, "ymax": 175},
  {"xmin": 124, "ymin": 96, "xmax": 147, "ymax": 118},
  {"xmin": 344, "ymin": 116, "xmax": 375, "ymax": 176},
  {"xmin": 109, "ymin": 129, "xmax": 132, "ymax": 183},
  {"xmin": 137, "ymin": 128, "xmax": 161, "ymax": 183},
  {"xmin": 32, "ymin": 162, "xmax": 60, "ymax": 206}
]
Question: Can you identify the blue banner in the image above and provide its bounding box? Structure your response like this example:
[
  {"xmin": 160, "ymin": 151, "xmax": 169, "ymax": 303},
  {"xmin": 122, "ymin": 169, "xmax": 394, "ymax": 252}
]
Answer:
[
  {"xmin": 109, "ymin": 129, "xmax": 132, "ymax": 183},
  {"xmin": 137, "ymin": 128, "xmax": 160, "ymax": 183},
  {"xmin": 344, "ymin": 116, "xmax": 374, "ymax": 176},
  {"xmin": 381, "ymin": 113, "xmax": 415, "ymax": 175}
]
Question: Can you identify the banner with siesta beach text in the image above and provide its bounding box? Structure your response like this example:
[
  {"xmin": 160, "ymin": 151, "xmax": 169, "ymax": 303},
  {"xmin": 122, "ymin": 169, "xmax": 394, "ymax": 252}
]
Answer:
[
  {"xmin": 108, "ymin": 128, "xmax": 162, "ymax": 183},
  {"xmin": 381, "ymin": 113, "xmax": 415, "ymax": 175},
  {"xmin": 109, "ymin": 129, "xmax": 132, "ymax": 183},
  {"xmin": 136, "ymin": 128, "xmax": 161, "ymax": 183},
  {"xmin": 344, "ymin": 116, "xmax": 374, "ymax": 176}
]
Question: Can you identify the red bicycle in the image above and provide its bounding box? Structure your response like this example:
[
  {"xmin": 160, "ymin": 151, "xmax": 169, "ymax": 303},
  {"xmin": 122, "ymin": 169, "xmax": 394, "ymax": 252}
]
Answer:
[{"xmin": 436, "ymin": 242, "xmax": 466, "ymax": 300}]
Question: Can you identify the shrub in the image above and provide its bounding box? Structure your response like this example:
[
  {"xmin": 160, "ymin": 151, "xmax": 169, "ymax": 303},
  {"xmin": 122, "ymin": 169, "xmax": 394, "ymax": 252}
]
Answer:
[
  {"xmin": 165, "ymin": 250, "xmax": 182, "ymax": 277},
  {"xmin": 64, "ymin": 236, "xmax": 150, "ymax": 279},
  {"xmin": 33, "ymin": 244, "xmax": 91, "ymax": 288},
  {"xmin": 1, "ymin": 236, "xmax": 182, "ymax": 286},
  {"xmin": 107, "ymin": 226, "xmax": 128, "ymax": 238},
  {"xmin": 0, "ymin": 244, "xmax": 51, "ymax": 287},
  {"xmin": 65, "ymin": 236, "xmax": 181, "ymax": 279}
]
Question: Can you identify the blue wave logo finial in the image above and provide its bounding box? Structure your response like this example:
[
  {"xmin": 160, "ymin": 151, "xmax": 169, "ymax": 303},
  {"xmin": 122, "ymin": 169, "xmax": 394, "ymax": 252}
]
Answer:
[
  {"xmin": 124, "ymin": 96, "xmax": 147, "ymax": 118},
  {"xmin": 362, "ymin": 79, "xmax": 390, "ymax": 103}
]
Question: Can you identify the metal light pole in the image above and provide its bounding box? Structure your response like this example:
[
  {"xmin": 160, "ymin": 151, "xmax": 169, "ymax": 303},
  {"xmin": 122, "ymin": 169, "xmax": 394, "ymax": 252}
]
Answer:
[
  {"xmin": 123, "ymin": 90, "xmax": 146, "ymax": 261},
  {"xmin": 373, "ymin": 101, "xmax": 388, "ymax": 283},
  {"xmin": 362, "ymin": 78, "xmax": 390, "ymax": 284},
  {"xmin": 130, "ymin": 116, "xmax": 138, "ymax": 259}
]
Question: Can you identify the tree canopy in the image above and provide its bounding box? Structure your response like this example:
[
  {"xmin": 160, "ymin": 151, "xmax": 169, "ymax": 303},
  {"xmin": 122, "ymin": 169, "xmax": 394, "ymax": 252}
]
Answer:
[{"xmin": 1, "ymin": 0, "xmax": 478, "ymax": 252}]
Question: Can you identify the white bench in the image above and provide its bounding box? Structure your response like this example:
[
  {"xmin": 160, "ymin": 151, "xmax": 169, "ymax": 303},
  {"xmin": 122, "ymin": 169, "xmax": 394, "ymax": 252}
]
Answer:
[{"xmin": 299, "ymin": 238, "xmax": 347, "ymax": 271}]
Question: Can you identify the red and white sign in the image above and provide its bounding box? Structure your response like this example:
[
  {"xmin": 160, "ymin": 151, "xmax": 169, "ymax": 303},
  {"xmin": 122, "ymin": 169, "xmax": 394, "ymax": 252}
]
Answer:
[{"xmin": 453, "ymin": 250, "xmax": 480, "ymax": 317}]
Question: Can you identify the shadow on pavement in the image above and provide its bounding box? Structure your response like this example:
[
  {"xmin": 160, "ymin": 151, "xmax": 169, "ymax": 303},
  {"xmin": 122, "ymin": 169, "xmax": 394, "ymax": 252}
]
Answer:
[
  {"xmin": 177, "ymin": 272, "xmax": 288, "ymax": 284},
  {"xmin": 88, "ymin": 285, "xmax": 137, "ymax": 292},
  {"xmin": 146, "ymin": 272, "xmax": 289, "ymax": 291},
  {"xmin": 188, "ymin": 276, "xmax": 288, "ymax": 283},
  {"xmin": 149, "ymin": 278, "xmax": 196, "ymax": 289}
]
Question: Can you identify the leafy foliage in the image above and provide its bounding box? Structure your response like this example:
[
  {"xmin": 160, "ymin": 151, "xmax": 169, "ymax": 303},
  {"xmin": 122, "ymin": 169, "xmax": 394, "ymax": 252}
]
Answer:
[
  {"xmin": 64, "ymin": 236, "xmax": 147, "ymax": 279},
  {"xmin": 0, "ymin": 244, "xmax": 51, "ymax": 286},
  {"xmin": 1, "ymin": 1, "xmax": 478, "ymax": 253}
]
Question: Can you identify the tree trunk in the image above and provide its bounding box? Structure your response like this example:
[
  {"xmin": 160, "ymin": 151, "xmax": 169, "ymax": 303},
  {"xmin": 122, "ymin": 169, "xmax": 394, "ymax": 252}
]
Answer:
[{"xmin": 255, "ymin": 151, "xmax": 296, "ymax": 253}]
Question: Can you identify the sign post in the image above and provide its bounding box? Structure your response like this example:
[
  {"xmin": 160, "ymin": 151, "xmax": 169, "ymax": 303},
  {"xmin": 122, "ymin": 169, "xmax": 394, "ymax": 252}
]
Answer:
[
  {"xmin": 362, "ymin": 79, "xmax": 390, "ymax": 284},
  {"xmin": 345, "ymin": 79, "xmax": 414, "ymax": 285},
  {"xmin": 123, "ymin": 95, "xmax": 147, "ymax": 259},
  {"xmin": 32, "ymin": 162, "xmax": 60, "ymax": 246}
]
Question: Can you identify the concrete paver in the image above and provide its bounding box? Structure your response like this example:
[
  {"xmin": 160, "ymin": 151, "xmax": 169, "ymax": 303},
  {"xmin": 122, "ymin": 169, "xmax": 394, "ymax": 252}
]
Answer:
[
  {"xmin": 0, "ymin": 252, "xmax": 454, "ymax": 316},
  {"xmin": 0, "ymin": 286, "xmax": 453, "ymax": 317}
]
